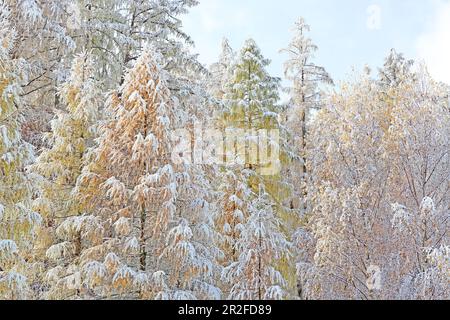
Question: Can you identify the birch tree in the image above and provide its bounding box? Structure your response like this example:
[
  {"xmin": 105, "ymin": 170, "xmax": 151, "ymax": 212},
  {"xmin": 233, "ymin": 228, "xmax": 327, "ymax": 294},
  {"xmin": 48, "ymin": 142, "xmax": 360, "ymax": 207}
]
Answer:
[{"xmin": 307, "ymin": 57, "xmax": 449, "ymax": 300}]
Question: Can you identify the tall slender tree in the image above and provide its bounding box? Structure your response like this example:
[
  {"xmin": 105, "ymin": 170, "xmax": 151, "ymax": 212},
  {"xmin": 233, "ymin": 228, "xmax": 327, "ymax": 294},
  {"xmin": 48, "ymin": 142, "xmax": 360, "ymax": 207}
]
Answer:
[
  {"xmin": 280, "ymin": 17, "xmax": 333, "ymax": 215},
  {"xmin": 30, "ymin": 53, "xmax": 101, "ymax": 299},
  {"xmin": 280, "ymin": 17, "xmax": 334, "ymax": 298},
  {"xmin": 218, "ymin": 39, "xmax": 292, "ymax": 299},
  {"xmin": 0, "ymin": 5, "xmax": 41, "ymax": 299}
]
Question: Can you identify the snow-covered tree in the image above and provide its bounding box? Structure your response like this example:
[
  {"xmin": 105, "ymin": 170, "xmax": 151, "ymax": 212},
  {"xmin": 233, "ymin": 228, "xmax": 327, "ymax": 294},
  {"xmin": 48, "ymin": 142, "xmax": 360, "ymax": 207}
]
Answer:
[
  {"xmin": 68, "ymin": 0, "xmax": 202, "ymax": 89},
  {"xmin": 215, "ymin": 39, "xmax": 293, "ymax": 298},
  {"xmin": 0, "ymin": 5, "xmax": 41, "ymax": 299},
  {"xmin": 307, "ymin": 56, "xmax": 449, "ymax": 300},
  {"xmin": 209, "ymin": 38, "xmax": 235, "ymax": 101},
  {"xmin": 222, "ymin": 186, "xmax": 291, "ymax": 300},
  {"xmin": 385, "ymin": 65, "xmax": 449, "ymax": 300},
  {"xmin": 29, "ymin": 53, "xmax": 101, "ymax": 299},
  {"xmin": 4, "ymin": 0, "xmax": 76, "ymax": 146},
  {"xmin": 223, "ymin": 39, "xmax": 280, "ymax": 132},
  {"xmin": 280, "ymin": 17, "xmax": 333, "ymax": 215},
  {"xmin": 76, "ymin": 48, "xmax": 177, "ymax": 299},
  {"xmin": 76, "ymin": 48, "xmax": 219, "ymax": 300},
  {"xmin": 280, "ymin": 18, "xmax": 334, "ymax": 298},
  {"xmin": 378, "ymin": 48, "xmax": 414, "ymax": 88}
]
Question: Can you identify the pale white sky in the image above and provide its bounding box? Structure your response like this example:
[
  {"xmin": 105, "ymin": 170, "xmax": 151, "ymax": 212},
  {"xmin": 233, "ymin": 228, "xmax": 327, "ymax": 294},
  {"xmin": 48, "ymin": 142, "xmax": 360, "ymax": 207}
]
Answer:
[{"xmin": 182, "ymin": 0, "xmax": 450, "ymax": 85}]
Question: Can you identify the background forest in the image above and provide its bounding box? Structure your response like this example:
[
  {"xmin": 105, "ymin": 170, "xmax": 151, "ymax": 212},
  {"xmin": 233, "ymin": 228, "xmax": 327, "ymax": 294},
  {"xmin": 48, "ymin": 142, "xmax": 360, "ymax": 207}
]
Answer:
[{"xmin": 0, "ymin": 0, "xmax": 448, "ymax": 300}]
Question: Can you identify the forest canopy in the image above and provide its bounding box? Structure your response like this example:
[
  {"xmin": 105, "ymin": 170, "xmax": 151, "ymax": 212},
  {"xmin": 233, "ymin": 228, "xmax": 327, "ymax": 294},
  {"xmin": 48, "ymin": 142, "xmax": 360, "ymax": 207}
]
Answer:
[{"xmin": 0, "ymin": 0, "xmax": 448, "ymax": 300}]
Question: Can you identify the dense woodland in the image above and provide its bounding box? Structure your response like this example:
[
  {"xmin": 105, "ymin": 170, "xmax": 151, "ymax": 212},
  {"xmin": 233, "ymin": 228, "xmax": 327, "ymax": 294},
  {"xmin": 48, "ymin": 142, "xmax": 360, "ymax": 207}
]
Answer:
[{"xmin": 0, "ymin": 0, "xmax": 448, "ymax": 300}]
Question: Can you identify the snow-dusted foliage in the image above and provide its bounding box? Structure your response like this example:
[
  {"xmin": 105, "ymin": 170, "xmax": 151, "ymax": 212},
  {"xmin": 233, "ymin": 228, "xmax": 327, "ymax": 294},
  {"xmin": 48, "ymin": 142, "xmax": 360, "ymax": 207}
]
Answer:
[
  {"xmin": 216, "ymin": 170, "xmax": 253, "ymax": 264},
  {"xmin": 212, "ymin": 39, "xmax": 294, "ymax": 298},
  {"xmin": 223, "ymin": 39, "xmax": 280, "ymax": 130},
  {"xmin": 4, "ymin": 0, "xmax": 76, "ymax": 146},
  {"xmin": 209, "ymin": 38, "xmax": 235, "ymax": 101},
  {"xmin": 280, "ymin": 17, "xmax": 333, "ymax": 217},
  {"xmin": 6, "ymin": 0, "xmax": 202, "ymax": 151},
  {"xmin": 68, "ymin": 0, "xmax": 201, "ymax": 88},
  {"xmin": 280, "ymin": 19, "xmax": 334, "ymax": 298},
  {"xmin": 74, "ymin": 48, "xmax": 179, "ymax": 299},
  {"xmin": 281, "ymin": 18, "xmax": 333, "ymax": 107},
  {"xmin": 0, "ymin": 0, "xmax": 448, "ymax": 300},
  {"xmin": 378, "ymin": 49, "xmax": 414, "ymax": 87},
  {"xmin": 0, "ymin": 4, "xmax": 41, "ymax": 299},
  {"xmin": 29, "ymin": 53, "xmax": 100, "ymax": 299},
  {"xmin": 222, "ymin": 187, "xmax": 291, "ymax": 300},
  {"xmin": 306, "ymin": 57, "xmax": 449, "ymax": 300},
  {"xmin": 74, "ymin": 48, "xmax": 219, "ymax": 300}
]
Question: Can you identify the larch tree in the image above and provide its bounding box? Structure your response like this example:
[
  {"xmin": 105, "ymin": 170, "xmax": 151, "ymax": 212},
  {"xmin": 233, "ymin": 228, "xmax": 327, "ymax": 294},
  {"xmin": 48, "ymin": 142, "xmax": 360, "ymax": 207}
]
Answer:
[
  {"xmin": 280, "ymin": 17, "xmax": 333, "ymax": 215},
  {"xmin": 209, "ymin": 38, "xmax": 235, "ymax": 101},
  {"xmin": 216, "ymin": 169, "xmax": 252, "ymax": 264},
  {"xmin": 218, "ymin": 39, "xmax": 293, "ymax": 299},
  {"xmin": 222, "ymin": 186, "xmax": 291, "ymax": 300},
  {"xmin": 280, "ymin": 17, "xmax": 333, "ymax": 299},
  {"xmin": 29, "ymin": 53, "xmax": 101, "ymax": 299},
  {"xmin": 70, "ymin": 0, "xmax": 203, "ymax": 90},
  {"xmin": 0, "ymin": 4, "xmax": 42, "ymax": 299},
  {"xmin": 76, "ymin": 48, "xmax": 219, "ymax": 300},
  {"xmin": 206, "ymin": 38, "xmax": 235, "ymax": 160},
  {"xmin": 4, "ymin": 0, "xmax": 76, "ymax": 147}
]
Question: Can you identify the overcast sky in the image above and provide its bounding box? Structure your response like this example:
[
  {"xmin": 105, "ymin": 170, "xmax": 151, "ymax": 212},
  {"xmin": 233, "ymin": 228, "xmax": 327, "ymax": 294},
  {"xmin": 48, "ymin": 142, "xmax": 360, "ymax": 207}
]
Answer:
[{"xmin": 182, "ymin": 0, "xmax": 450, "ymax": 85}]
